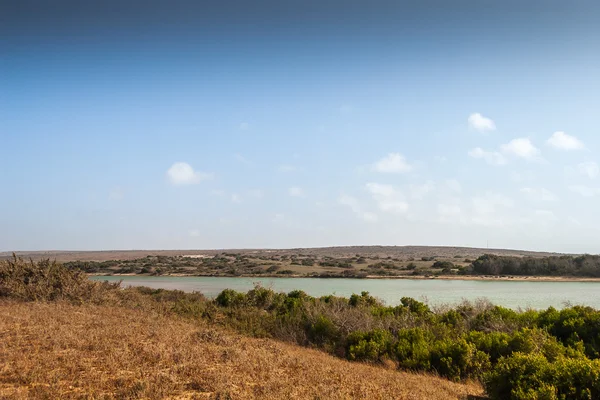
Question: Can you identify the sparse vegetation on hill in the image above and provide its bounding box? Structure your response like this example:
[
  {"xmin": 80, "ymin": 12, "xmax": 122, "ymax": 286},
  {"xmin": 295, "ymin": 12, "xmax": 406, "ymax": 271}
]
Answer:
[
  {"xmin": 4, "ymin": 256, "xmax": 600, "ymax": 399},
  {"xmin": 59, "ymin": 251, "xmax": 600, "ymax": 279}
]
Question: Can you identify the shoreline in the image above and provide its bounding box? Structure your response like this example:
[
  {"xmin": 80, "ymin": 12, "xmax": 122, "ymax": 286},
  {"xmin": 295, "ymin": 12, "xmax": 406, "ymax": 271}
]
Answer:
[{"xmin": 88, "ymin": 273, "xmax": 600, "ymax": 283}]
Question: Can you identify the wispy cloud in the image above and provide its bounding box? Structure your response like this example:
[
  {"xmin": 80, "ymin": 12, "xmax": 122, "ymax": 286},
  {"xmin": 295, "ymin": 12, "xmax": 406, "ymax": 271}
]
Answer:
[
  {"xmin": 366, "ymin": 182, "xmax": 409, "ymax": 214},
  {"xmin": 468, "ymin": 113, "xmax": 496, "ymax": 132},
  {"xmin": 234, "ymin": 154, "xmax": 253, "ymax": 165},
  {"xmin": 372, "ymin": 153, "xmax": 412, "ymax": 173},
  {"xmin": 288, "ymin": 187, "xmax": 304, "ymax": 197},
  {"xmin": 470, "ymin": 192, "xmax": 514, "ymax": 226},
  {"xmin": 409, "ymin": 181, "xmax": 435, "ymax": 199},
  {"xmin": 166, "ymin": 162, "xmax": 213, "ymax": 185},
  {"xmin": 338, "ymin": 194, "xmax": 378, "ymax": 222},
  {"xmin": 569, "ymin": 185, "xmax": 600, "ymax": 197},
  {"xmin": 445, "ymin": 179, "xmax": 462, "ymax": 193},
  {"xmin": 577, "ymin": 161, "xmax": 599, "ymax": 179},
  {"xmin": 468, "ymin": 148, "xmax": 507, "ymax": 166},
  {"xmin": 511, "ymin": 170, "xmax": 535, "ymax": 182},
  {"xmin": 520, "ymin": 187, "xmax": 558, "ymax": 202},
  {"xmin": 547, "ymin": 131, "xmax": 584, "ymax": 150}
]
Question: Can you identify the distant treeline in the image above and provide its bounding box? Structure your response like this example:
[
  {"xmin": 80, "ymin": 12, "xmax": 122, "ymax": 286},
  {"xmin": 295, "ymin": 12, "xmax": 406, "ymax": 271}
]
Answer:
[{"xmin": 468, "ymin": 254, "xmax": 600, "ymax": 277}]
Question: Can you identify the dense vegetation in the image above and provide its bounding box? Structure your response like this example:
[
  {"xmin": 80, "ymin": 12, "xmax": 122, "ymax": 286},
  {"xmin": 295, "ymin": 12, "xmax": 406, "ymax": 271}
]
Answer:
[
  {"xmin": 469, "ymin": 254, "xmax": 600, "ymax": 277},
  {"xmin": 3, "ymin": 256, "xmax": 600, "ymax": 399}
]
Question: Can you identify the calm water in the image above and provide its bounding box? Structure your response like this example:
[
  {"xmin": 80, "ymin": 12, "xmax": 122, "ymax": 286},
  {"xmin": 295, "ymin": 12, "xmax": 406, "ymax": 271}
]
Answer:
[{"xmin": 89, "ymin": 276, "xmax": 600, "ymax": 309}]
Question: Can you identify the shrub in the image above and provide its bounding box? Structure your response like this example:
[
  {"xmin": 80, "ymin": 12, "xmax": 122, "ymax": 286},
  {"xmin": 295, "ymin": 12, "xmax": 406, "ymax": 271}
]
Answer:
[
  {"xmin": 215, "ymin": 289, "xmax": 246, "ymax": 307},
  {"xmin": 276, "ymin": 269, "xmax": 294, "ymax": 275},
  {"xmin": 401, "ymin": 297, "xmax": 430, "ymax": 315},
  {"xmin": 430, "ymin": 339, "xmax": 491, "ymax": 381},
  {"xmin": 485, "ymin": 353, "xmax": 600, "ymax": 400},
  {"xmin": 0, "ymin": 255, "xmax": 119, "ymax": 303},
  {"xmin": 347, "ymin": 329, "xmax": 394, "ymax": 361},
  {"xmin": 394, "ymin": 328, "xmax": 434, "ymax": 371},
  {"xmin": 266, "ymin": 265, "xmax": 280, "ymax": 273},
  {"xmin": 308, "ymin": 315, "xmax": 340, "ymax": 347}
]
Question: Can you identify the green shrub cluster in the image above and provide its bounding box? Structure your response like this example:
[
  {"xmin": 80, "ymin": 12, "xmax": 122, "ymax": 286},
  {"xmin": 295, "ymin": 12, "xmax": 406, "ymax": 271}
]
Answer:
[{"xmin": 205, "ymin": 288, "xmax": 600, "ymax": 398}]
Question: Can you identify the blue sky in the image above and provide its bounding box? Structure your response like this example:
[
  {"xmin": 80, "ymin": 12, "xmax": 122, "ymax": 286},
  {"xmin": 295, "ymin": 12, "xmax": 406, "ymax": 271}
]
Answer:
[{"xmin": 2, "ymin": 1, "xmax": 600, "ymax": 252}]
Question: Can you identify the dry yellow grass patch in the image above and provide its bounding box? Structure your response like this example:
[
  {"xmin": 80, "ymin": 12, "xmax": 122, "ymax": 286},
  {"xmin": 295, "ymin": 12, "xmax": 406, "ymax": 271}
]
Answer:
[{"xmin": 0, "ymin": 301, "xmax": 483, "ymax": 399}]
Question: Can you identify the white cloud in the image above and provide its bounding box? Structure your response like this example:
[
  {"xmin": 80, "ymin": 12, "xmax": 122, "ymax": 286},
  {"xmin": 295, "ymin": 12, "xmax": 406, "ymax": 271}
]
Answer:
[
  {"xmin": 445, "ymin": 179, "xmax": 462, "ymax": 193},
  {"xmin": 510, "ymin": 170, "xmax": 535, "ymax": 183},
  {"xmin": 409, "ymin": 181, "xmax": 435, "ymax": 199},
  {"xmin": 338, "ymin": 195, "xmax": 378, "ymax": 223},
  {"xmin": 577, "ymin": 161, "xmax": 599, "ymax": 179},
  {"xmin": 167, "ymin": 162, "xmax": 213, "ymax": 185},
  {"xmin": 520, "ymin": 188, "xmax": 558, "ymax": 202},
  {"xmin": 468, "ymin": 113, "xmax": 496, "ymax": 132},
  {"xmin": 231, "ymin": 194, "xmax": 242, "ymax": 203},
  {"xmin": 372, "ymin": 153, "xmax": 412, "ymax": 174},
  {"xmin": 569, "ymin": 185, "xmax": 600, "ymax": 197},
  {"xmin": 366, "ymin": 183, "xmax": 409, "ymax": 214},
  {"xmin": 288, "ymin": 187, "xmax": 304, "ymax": 197},
  {"xmin": 239, "ymin": 122, "xmax": 250, "ymax": 130},
  {"xmin": 472, "ymin": 193, "xmax": 514, "ymax": 215},
  {"xmin": 500, "ymin": 138, "xmax": 541, "ymax": 160},
  {"xmin": 234, "ymin": 154, "xmax": 253, "ymax": 165},
  {"xmin": 533, "ymin": 210, "xmax": 558, "ymax": 221},
  {"xmin": 468, "ymin": 147, "xmax": 507, "ymax": 166},
  {"xmin": 547, "ymin": 131, "xmax": 584, "ymax": 150}
]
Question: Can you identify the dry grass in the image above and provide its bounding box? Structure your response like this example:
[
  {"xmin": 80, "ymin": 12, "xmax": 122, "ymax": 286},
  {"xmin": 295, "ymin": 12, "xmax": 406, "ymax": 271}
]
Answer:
[{"xmin": 0, "ymin": 301, "xmax": 483, "ymax": 399}]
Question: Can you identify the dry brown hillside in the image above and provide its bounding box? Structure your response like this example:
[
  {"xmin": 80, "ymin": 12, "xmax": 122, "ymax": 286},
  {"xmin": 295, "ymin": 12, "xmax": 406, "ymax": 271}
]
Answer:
[{"xmin": 0, "ymin": 301, "xmax": 483, "ymax": 400}]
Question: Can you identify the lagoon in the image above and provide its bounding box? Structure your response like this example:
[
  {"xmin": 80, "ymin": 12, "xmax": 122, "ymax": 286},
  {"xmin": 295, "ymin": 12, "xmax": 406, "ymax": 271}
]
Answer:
[{"xmin": 89, "ymin": 275, "xmax": 600, "ymax": 309}]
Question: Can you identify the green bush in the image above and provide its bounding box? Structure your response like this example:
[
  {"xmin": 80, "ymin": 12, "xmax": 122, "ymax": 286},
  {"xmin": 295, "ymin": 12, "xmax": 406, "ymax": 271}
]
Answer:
[
  {"xmin": 485, "ymin": 353, "xmax": 600, "ymax": 400},
  {"xmin": 430, "ymin": 338, "xmax": 490, "ymax": 381},
  {"xmin": 308, "ymin": 315, "xmax": 339, "ymax": 347},
  {"xmin": 215, "ymin": 289, "xmax": 246, "ymax": 307},
  {"xmin": 394, "ymin": 328, "xmax": 433, "ymax": 371},
  {"xmin": 347, "ymin": 329, "xmax": 394, "ymax": 361}
]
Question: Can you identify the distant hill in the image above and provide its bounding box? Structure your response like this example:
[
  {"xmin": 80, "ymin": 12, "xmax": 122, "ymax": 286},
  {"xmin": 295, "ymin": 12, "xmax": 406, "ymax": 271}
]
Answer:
[{"xmin": 0, "ymin": 245, "xmax": 567, "ymax": 262}]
